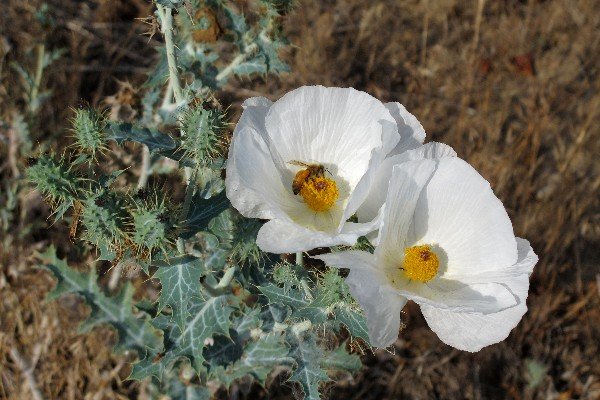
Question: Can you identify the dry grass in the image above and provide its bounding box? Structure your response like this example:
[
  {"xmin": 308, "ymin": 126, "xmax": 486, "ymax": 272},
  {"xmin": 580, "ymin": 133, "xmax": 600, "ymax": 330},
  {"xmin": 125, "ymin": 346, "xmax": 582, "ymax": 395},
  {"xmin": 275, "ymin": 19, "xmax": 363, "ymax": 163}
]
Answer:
[{"xmin": 1, "ymin": 0, "xmax": 599, "ymax": 399}]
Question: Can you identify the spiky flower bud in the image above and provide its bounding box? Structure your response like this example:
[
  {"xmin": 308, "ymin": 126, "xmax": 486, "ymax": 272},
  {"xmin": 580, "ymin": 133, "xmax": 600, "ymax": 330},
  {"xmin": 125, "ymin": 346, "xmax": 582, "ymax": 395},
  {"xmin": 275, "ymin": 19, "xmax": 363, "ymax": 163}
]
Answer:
[
  {"xmin": 71, "ymin": 108, "xmax": 107, "ymax": 158},
  {"xmin": 130, "ymin": 190, "xmax": 176, "ymax": 257},
  {"xmin": 81, "ymin": 192, "xmax": 127, "ymax": 256},
  {"xmin": 180, "ymin": 104, "xmax": 226, "ymax": 166},
  {"xmin": 26, "ymin": 152, "xmax": 81, "ymax": 206}
]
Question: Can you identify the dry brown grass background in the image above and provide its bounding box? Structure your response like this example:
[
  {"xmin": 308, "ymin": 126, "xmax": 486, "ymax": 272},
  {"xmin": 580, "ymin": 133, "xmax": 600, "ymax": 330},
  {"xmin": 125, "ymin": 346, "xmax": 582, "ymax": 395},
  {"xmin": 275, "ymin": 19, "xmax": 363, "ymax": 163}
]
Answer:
[{"xmin": 1, "ymin": 0, "xmax": 599, "ymax": 399}]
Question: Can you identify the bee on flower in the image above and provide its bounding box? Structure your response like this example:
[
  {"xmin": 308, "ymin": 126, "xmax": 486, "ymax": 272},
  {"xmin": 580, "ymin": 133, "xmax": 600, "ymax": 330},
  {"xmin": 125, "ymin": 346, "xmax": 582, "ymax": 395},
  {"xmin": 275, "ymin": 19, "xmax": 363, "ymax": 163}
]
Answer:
[
  {"xmin": 316, "ymin": 156, "xmax": 538, "ymax": 351},
  {"xmin": 225, "ymin": 86, "xmax": 429, "ymax": 253}
]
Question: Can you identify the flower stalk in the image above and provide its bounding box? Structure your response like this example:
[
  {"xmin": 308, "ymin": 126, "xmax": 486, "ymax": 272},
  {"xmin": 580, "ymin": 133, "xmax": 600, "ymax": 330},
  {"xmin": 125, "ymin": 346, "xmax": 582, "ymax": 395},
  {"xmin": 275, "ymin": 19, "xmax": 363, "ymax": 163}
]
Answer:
[{"xmin": 156, "ymin": 4, "xmax": 183, "ymax": 104}]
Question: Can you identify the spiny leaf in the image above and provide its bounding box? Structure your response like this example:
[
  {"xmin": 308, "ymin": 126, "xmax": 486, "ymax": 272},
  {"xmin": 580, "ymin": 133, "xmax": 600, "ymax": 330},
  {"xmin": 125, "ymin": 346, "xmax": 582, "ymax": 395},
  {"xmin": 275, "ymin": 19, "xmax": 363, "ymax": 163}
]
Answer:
[
  {"xmin": 141, "ymin": 295, "xmax": 236, "ymax": 377},
  {"xmin": 233, "ymin": 58, "xmax": 267, "ymax": 76},
  {"xmin": 173, "ymin": 295, "xmax": 234, "ymax": 372},
  {"xmin": 153, "ymin": 255, "xmax": 205, "ymax": 330},
  {"xmin": 215, "ymin": 332, "xmax": 292, "ymax": 386},
  {"xmin": 259, "ymin": 284, "xmax": 309, "ymax": 310},
  {"xmin": 38, "ymin": 246, "xmax": 163, "ymax": 355},
  {"xmin": 288, "ymin": 331, "xmax": 329, "ymax": 400},
  {"xmin": 259, "ymin": 284, "xmax": 329, "ymax": 324},
  {"xmin": 182, "ymin": 189, "xmax": 230, "ymax": 239},
  {"xmin": 334, "ymin": 305, "xmax": 370, "ymax": 344},
  {"xmin": 256, "ymin": 36, "xmax": 290, "ymax": 74},
  {"xmin": 107, "ymin": 122, "xmax": 191, "ymax": 165},
  {"xmin": 108, "ymin": 122, "xmax": 176, "ymax": 152},
  {"xmin": 320, "ymin": 343, "xmax": 362, "ymax": 373}
]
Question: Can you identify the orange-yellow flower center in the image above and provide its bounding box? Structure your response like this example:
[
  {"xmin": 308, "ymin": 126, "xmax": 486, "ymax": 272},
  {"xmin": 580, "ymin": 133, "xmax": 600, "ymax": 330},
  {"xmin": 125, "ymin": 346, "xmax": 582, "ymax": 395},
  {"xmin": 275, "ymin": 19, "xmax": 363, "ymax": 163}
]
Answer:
[
  {"xmin": 299, "ymin": 176, "xmax": 339, "ymax": 212},
  {"xmin": 402, "ymin": 245, "xmax": 439, "ymax": 282}
]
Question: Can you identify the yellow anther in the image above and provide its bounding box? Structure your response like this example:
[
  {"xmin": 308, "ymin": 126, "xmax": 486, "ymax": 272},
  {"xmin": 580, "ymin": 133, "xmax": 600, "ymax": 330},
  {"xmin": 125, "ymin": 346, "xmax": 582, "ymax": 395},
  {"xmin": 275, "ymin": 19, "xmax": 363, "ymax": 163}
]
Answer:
[
  {"xmin": 402, "ymin": 245, "xmax": 439, "ymax": 282},
  {"xmin": 299, "ymin": 176, "xmax": 339, "ymax": 212}
]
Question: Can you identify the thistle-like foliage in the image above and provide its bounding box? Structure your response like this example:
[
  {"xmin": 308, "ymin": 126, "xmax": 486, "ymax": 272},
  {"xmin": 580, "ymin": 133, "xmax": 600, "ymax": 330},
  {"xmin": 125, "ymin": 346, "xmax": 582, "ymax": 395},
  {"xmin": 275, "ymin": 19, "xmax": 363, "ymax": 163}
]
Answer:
[
  {"xmin": 71, "ymin": 107, "xmax": 107, "ymax": 158},
  {"xmin": 28, "ymin": 1, "xmax": 367, "ymax": 399}
]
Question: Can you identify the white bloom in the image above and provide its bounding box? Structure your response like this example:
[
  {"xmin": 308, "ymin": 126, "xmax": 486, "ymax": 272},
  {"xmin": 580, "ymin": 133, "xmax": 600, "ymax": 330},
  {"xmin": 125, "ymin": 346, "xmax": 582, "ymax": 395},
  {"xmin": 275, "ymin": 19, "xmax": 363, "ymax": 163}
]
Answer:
[
  {"xmin": 316, "ymin": 157, "xmax": 538, "ymax": 351},
  {"xmin": 226, "ymin": 86, "xmax": 426, "ymax": 253}
]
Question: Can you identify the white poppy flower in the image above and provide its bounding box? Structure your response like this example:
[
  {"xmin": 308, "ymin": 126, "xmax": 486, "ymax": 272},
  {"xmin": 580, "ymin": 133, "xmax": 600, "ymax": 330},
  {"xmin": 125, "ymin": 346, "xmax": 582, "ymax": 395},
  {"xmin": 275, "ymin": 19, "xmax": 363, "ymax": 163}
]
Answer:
[
  {"xmin": 316, "ymin": 157, "xmax": 538, "ymax": 351},
  {"xmin": 226, "ymin": 86, "xmax": 424, "ymax": 253}
]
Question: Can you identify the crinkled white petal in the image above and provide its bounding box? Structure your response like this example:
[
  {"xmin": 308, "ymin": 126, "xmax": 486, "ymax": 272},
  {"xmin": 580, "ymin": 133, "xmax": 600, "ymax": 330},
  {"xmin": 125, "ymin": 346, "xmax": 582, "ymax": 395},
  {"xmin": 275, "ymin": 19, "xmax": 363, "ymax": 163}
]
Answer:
[
  {"xmin": 375, "ymin": 160, "xmax": 437, "ymax": 265},
  {"xmin": 357, "ymin": 142, "xmax": 456, "ymax": 226},
  {"xmin": 315, "ymin": 250, "xmax": 380, "ymax": 272},
  {"xmin": 398, "ymin": 279, "xmax": 517, "ymax": 314},
  {"xmin": 420, "ymin": 240, "xmax": 537, "ymax": 351},
  {"xmin": 228, "ymin": 126, "xmax": 295, "ymax": 220},
  {"xmin": 347, "ymin": 268, "xmax": 406, "ymax": 348},
  {"xmin": 264, "ymin": 86, "xmax": 398, "ymax": 190},
  {"xmin": 454, "ymin": 238, "xmax": 538, "ymax": 284},
  {"xmin": 256, "ymin": 219, "xmax": 376, "ymax": 254},
  {"xmin": 409, "ymin": 157, "xmax": 518, "ymax": 278},
  {"xmin": 240, "ymin": 96, "xmax": 273, "ymax": 129},
  {"xmin": 384, "ymin": 102, "xmax": 426, "ymax": 156},
  {"xmin": 226, "ymin": 97, "xmax": 277, "ymax": 219},
  {"xmin": 316, "ymin": 251, "xmax": 406, "ymax": 348}
]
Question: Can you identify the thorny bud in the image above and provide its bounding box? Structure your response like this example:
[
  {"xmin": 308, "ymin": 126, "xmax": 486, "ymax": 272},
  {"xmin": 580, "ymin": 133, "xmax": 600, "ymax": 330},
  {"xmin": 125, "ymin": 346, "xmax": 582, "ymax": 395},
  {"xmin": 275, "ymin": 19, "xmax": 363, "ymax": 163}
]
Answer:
[{"xmin": 71, "ymin": 108, "xmax": 107, "ymax": 158}]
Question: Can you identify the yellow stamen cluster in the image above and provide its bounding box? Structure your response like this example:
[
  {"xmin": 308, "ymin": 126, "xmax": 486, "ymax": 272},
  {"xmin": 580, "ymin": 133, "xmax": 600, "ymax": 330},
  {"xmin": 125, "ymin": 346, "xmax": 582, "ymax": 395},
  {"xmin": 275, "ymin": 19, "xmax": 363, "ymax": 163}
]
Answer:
[
  {"xmin": 299, "ymin": 176, "xmax": 339, "ymax": 212},
  {"xmin": 402, "ymin": 245, "xmax": 439, "ymax": 282}
]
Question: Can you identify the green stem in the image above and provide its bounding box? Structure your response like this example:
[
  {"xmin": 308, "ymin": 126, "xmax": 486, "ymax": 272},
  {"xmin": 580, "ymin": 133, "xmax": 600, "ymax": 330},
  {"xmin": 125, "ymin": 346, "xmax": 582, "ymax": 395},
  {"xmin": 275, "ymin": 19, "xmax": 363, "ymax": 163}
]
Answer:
[
  {"xmin": 29, "ymin": 44, "xmax": 45, "ymax": 113},
  {"xmin": 157, "ymin": 4, "xmax": 183, "ymax": 103},
  {"xmin": 295, "ymin": 252, "xmax": 304, "ymax": 267},
  {"xmin": 136, "ymin": 146, "xmax": 151, "ymax": 190},
  {"xmin": 216, "ymin": 266, "xmax": 237, "ymax": 290},
  {"xmin": 157, "ymin": 3, "xmax": 195, "ymax": 252},
  {"xmin": 176, "ymin": 167, "xmax": 198, "ymax": 254}
]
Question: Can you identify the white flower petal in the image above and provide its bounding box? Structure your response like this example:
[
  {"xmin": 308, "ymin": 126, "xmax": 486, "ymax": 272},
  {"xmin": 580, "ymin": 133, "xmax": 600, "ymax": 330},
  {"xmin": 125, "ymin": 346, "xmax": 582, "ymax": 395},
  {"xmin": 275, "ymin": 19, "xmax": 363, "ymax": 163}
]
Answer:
[
  {"xmin": 420, "ymin": 240, "xmax": 537, "ymax": 351},
  {"xmin": 227, "ymin": 126, "xmax": 294, "ymax": 220},
  {"xmin": 455, "ymin": 238, "xmax": 538, "ymax": 284},
  {"xmin": 375, "ymin": 160, "xmax": 437, "ymax": 264},
  {"xmin": 420, "ymin": 303, "xmax": 525, "ymax": 352},
  {"xmin": 410, "ymin": 157, "xmax": 518, "ymax": 277},
  {"xmin": 314, "ymin": 250, "xmax": 379, "ymax": 272},
  {"xmin": 513, "ymin": 238, "xmax": 538, "ymax": 275},
  {"xmin": 399, "ymin": 279, "xmax": 517, "ymax": 314},
  {"xmin": 347, "ymin": 268, "xmax": 407, "ymax": 348},
  {"xmin": 264, "ymin": 86, "xmax": 398, "ymax": 189},
  {"xmin": 357, "ymin": 142, "xmax": 457, "ymax": 225},
  {"xmin": 240, "ymin": 96, "xmax": 273, "ymax": 129},
  {"xmin": 316, "ymin": 251, "xmax": 406, "ymax": 348},
  {"xmin": 256, "ymin": 219, "xmax": 365, "ymax": 253},
  {"xmin": 384, "ymin": 102, "xmax": 426, "ymax": 156},
  {"xmin": 226, "ymin": 97, "xmax": 280, "ymax": 219}
]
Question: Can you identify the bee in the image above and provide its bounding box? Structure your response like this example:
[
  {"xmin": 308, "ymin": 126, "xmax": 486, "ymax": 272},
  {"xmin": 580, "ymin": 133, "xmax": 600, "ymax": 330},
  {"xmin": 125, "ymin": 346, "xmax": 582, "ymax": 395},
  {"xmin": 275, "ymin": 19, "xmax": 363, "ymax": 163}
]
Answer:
[{"xmin": 288, "ymin": 161, "xmax": 326, "ymax": 195}]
